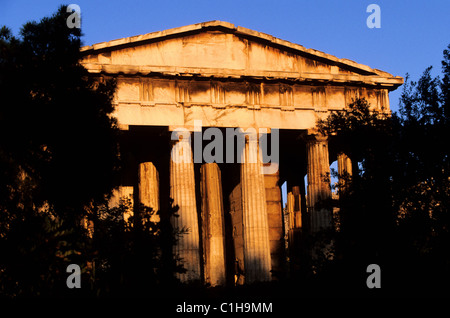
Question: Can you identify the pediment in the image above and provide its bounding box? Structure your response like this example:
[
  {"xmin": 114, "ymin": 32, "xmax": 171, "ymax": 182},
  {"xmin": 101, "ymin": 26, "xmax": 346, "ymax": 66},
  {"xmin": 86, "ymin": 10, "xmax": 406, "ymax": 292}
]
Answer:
[{"xmin": 80, "ymin": 21, "xmax": 402, "ymax": 89}]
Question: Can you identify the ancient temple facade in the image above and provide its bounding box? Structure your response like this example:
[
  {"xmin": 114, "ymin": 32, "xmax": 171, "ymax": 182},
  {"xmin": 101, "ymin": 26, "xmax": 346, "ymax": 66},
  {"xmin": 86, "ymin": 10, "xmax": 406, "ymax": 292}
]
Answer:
[{"xmin": 80, "ymin": 21, "xmax": 403, "ymax": 285}]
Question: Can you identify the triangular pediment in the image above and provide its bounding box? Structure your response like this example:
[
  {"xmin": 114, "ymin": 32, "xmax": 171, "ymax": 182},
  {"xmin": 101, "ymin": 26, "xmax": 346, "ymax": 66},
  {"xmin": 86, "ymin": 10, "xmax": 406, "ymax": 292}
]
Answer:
[{"xmin": 80, "ymin": 21, "xmax": 402, "ymax": 89}]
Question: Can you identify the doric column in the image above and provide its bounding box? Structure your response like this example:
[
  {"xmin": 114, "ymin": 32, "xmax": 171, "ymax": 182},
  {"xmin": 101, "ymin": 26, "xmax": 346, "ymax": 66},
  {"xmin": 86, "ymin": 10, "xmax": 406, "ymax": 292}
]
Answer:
[
  {"xmin": 286, "ymin": 185, "xmax": 303, "ymax": 274},
  {"xmin": 287, "ymin": 186, "xmax": 302, "ymax": 229},
  {"xmin": 200, "ymin": 163, "xmax": 226, "ymax": 286},
  {"xmin": 240, "ymin": 132, "xmax": 272, "ymax": 283},
  {"xmin": 138, "ymin": 162, "xmax": 160, "ymax": 222},
  {"xmin": 109, "ymin": 186, "xmax": 134, "ymax": 223},
  {"xmin": 306, "ymin": 135, "xmax": 332, "ymax": 233},
  {"xmin": 264, "ymin": 169, "xmax": 284, "ymax": 278},
  {"xmin": 170, "ymin": 131, "xmax": 201, "ymax": 282},
  {"xmin": 337, "ymin": 152, "xmax": 352, "ymax": 193},
  {"xmin": 287, "ymin": 192, "xmax": 295, "ymax": 230}
]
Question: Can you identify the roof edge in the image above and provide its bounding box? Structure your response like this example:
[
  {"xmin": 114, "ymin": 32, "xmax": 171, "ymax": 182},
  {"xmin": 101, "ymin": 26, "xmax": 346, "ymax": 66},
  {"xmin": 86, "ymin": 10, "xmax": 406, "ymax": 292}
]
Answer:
[
  {"xmin": 80, "ymin": 20, "xmax": 233, "ymax": 53},
  {"xmin": 80, "ymin": 20, "xmax": 399, "ymax": 79}
]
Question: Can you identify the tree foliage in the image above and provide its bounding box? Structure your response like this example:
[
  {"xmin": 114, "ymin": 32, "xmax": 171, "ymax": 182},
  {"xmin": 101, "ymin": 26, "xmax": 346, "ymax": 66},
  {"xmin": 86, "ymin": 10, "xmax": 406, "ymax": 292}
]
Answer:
[
  {"xmin": 0, "ymin": 6, "xmax": 182, "ymax": 297},
  {"xmin": 316, "ymin": 45, "xmax": 450, "ymax": 296}
]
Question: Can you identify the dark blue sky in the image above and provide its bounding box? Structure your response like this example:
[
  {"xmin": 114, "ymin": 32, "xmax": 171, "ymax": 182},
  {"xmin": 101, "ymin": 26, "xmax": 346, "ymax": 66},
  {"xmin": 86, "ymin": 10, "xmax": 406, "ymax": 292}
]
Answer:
[{"xmin": 2, "ymin": 0, "xmax": 450, "ymax": 112}]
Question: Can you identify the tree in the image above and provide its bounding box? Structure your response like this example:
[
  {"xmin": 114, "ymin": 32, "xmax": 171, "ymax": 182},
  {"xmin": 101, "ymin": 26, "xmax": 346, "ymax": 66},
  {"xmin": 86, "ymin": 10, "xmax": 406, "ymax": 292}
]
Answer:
[
  {"xmin": 89, "ymin": 198, "xmax": 185, "ymax": 297},
  {"xmin": 0, "ymin": 6, "xmax": 120, "ymax": 296},
  {"xmin": 316, "ymin": 45, "xmax": 450, "ymax": 296},
  {"xmin": 317, "ymin": 98, "xmax": 397, "ymax": 294},
  {"xmin": 0, "ymin": 7, "xmax": 186, "ymax": 297},
  {"xmin": 394, "ymin": 45, "xmax": 450, "ymax": 294}
]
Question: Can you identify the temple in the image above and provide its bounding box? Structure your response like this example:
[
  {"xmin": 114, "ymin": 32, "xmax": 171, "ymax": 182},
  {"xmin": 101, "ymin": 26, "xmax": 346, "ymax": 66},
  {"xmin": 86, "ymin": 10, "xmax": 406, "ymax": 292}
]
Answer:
[{"xmin": 80, "ymin": 21, "xmax": 403, "ymax": 285}]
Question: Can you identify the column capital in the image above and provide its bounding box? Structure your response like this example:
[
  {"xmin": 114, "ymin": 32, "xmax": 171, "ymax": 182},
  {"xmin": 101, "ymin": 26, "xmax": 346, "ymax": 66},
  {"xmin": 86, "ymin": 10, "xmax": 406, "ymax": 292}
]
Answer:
[
  {"xmin": 170, "ymin": 128, "xmax": 191, "ymax": 140},
  {"xmin": 304, "ymin": 133, "xmax": 328, "ymax": 144}
]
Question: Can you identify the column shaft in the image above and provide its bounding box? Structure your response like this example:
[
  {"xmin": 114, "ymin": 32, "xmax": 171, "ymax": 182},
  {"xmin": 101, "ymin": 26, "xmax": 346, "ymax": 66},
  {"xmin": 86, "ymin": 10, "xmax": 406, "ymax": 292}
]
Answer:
[
  {"xmin": 291, "ymin": 186, "xmax": 302, "ymax": 228},
  {"xmin": 306, "ymin": 136, "xmax": 332, "ymax": 232},
  {"xmin": 200, "ymin": 163, "xmax": 226, "ymax": 286},
  {"xmin": 139, "ymin": 162, "xmax": 160, "ymax": 222},
  {"xmin": 337, "ymin": 152, "xmax": 352, "ymax": 193},
  {"xmin": 109, "ymin": 186, "xmax": 134, "ymax": 223},
  {"xmin": 170, "ymin": 133, "xmax": 201, "ymax": 282},
  {"xmin": 264, "ymin": 170, "xmax": 284, "ymax": 278},
  {"xmin": 287, "ymin": 192, "xmax": 295, "ymax": 231},
  {"xmin": 240, "ymin": 134, "xmax": 272, "ymax": 283}
]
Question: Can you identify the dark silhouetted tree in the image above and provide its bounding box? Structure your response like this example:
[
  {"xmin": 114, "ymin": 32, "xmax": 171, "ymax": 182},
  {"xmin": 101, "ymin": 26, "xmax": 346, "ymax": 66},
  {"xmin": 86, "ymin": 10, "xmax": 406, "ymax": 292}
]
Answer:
[
  {"xmin": 0, "ymin": 6, "xmax": 119, "ymax": 296},
  {"xmin": 0, "ymin": 7, "xmax": 186, "ymax": 297},
  {"xmin": 316, "ymin": 45, "xmax": 450, "ymax": 296}
]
